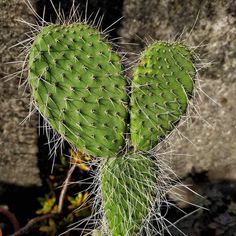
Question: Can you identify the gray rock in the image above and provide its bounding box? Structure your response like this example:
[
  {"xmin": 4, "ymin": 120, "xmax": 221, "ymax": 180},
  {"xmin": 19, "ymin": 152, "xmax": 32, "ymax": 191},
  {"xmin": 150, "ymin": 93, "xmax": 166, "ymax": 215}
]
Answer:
[{"xmin": 0, "ymin": 0, "xmax": 40, "ymax": 186}]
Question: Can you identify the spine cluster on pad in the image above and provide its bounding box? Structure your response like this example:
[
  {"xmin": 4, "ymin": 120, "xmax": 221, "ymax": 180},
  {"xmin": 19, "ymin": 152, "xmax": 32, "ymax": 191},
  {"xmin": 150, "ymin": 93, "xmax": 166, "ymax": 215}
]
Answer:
[{"xmin": 24, "ymin": 14, "xmax": 196, "ymax": 236}]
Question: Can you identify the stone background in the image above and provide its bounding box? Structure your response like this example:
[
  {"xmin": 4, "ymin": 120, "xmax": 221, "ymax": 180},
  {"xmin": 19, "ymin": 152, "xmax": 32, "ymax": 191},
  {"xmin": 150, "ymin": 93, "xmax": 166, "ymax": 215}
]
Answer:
[{"xmin": 0, "ymin": 0, "xmax": 40, "ymax": 186}]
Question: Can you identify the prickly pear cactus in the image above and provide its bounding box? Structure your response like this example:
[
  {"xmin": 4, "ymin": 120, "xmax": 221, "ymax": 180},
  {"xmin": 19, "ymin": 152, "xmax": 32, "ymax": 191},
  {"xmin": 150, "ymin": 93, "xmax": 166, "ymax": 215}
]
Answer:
[
  {"xmin": 130, "ymin": 42, "xmax": 195, "ymax": 151},
  {"xmin": 24, "ymin": 12, "xmax": 196, "ymax": 235},
  {"xmin": 101, "ymin": 153, "xmax": 157, "ymax": 236},
  {"xmin": 28, "ymin": 23, "xmax": 129, "ymax": 157}
]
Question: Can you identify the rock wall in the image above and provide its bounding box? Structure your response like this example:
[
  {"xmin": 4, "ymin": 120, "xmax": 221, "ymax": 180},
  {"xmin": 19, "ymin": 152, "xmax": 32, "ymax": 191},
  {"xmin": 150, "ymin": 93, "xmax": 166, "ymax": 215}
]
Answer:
[{"xmin": 0, "ymin": 0, "xmax": 40, "ymax": 186}]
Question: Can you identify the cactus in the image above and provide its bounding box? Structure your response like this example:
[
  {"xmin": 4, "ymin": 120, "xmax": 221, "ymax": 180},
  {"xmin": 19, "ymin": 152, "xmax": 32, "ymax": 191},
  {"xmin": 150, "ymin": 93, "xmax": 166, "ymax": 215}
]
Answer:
[
  {"xmin": 130, "ymin": 42, "xmax": 195, "ymax": 151},
  {"xmin": 28, "ymin": 23, "xmax": 129, "ymax": 157},
  {"xmin": 101, "ymin": 153, "xmax": 157, "ymax": 236},
  {"xmin": 22, "ymin": 11, "xmax": 196, "ymax": 236}
]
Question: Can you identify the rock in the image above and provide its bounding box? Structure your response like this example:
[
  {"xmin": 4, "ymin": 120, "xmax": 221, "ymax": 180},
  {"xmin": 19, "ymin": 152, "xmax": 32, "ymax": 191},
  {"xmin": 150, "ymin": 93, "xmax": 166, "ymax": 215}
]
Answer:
[
  {"xmin": 120, "ymin": 0, "xmax": 236, "ymax": 181},
  {"xmin": 168, "ymin": 79, "xmax": 236, "ymax": 181},
  {"xmin": 0, "ymin": 0, "xmax": 40, "ymax": 186}
]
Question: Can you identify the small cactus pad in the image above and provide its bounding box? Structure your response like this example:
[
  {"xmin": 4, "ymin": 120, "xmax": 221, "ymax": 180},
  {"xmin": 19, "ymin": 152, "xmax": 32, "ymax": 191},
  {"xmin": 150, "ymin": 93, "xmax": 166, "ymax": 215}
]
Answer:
[
  {"xmin": 130, "ymin": 42, "xmax": 195, "ymax": 151},
  {"xmin": 28, "ymin": 23, "xmax": 129, "ymax": 157},
  {"xmin": 101, "ymin": 153, "xmax": 157, "ymax": 236}
]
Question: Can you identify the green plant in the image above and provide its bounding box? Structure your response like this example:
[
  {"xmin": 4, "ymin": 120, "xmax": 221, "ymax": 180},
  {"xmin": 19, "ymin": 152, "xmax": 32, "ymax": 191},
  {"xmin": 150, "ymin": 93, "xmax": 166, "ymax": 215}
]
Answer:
[
  {"xmin": 19, "ymin": 4, "xmax": 196, "ymax": 235},
  {"xmin": 28, "ymin": 23, "xmax": 128, "ymax": 158},
  {"xmin": 99, "ymin": 42, "xmax": 195, "ymax": 235},
  {"xmin": 101, "ymin": 153, "xmax": 157, "ymax": 235},
  {"xmin": 131, "ymin": 42, "xmax": 194, "ymax": 151}
]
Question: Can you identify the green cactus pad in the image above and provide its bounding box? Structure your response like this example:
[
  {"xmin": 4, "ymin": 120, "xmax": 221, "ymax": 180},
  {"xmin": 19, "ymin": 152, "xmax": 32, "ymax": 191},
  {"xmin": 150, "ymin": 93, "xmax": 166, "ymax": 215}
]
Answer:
[
  {"xmin": 130, "ymin": 42, "xmax": 195, "ymax": 151},
  {"xmin": 101, "ymin": 153, "xmax": 157, "ymax": 236},
  {"xmin": 28, "ymin": 23, "xmax": 129, "ymax": 157}
]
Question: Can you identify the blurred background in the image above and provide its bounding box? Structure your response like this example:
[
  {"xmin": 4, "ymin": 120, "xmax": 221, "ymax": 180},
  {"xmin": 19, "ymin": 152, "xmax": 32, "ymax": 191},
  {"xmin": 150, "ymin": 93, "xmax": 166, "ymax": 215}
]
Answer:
[{"xmin": 0, "ymin": 0, "xmax": 236, "ymax": 235}]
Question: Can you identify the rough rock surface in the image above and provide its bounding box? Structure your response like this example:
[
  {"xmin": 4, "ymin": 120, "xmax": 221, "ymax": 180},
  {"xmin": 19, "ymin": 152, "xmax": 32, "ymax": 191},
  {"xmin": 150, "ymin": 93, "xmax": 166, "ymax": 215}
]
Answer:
[
  {"xmin": 0, "ymin": 0, "xmax": 40, "ymax": 186},
  {"xmin": 120, "ymin": 0, "xmax": 236, "ymax": 181}
]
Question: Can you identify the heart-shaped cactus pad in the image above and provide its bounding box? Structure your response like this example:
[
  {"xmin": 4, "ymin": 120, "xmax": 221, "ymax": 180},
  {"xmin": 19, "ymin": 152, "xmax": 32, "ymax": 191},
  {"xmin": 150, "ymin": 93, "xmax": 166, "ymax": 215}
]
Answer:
[
  {"xmin": 28, "ymin": 23, "xmax": 129, "ymax": 157},
  {"xmin": 130, "ymin": 42, "xmax": 195, "ymax": 151}
]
